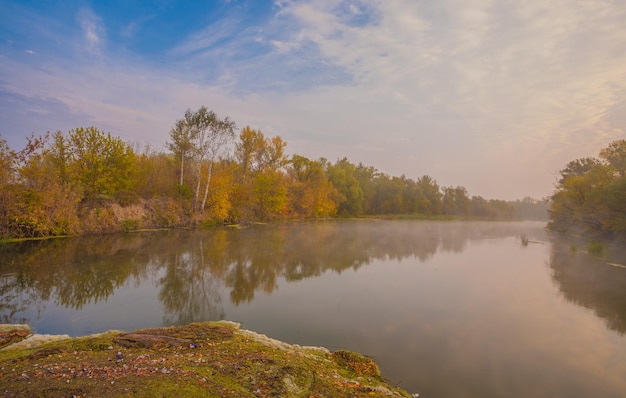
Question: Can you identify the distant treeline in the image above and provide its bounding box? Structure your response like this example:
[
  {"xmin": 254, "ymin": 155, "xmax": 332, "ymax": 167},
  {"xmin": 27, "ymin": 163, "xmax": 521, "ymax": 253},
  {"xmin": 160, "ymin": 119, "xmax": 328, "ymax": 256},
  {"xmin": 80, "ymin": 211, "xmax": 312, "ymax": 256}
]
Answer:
[
  {"xmin": 549, "ymin": 139, "xmax": 626, "ymax": 237},
  {"xmin": 0, "ymin": 107, "xmax": 547, "ymax": 239}
]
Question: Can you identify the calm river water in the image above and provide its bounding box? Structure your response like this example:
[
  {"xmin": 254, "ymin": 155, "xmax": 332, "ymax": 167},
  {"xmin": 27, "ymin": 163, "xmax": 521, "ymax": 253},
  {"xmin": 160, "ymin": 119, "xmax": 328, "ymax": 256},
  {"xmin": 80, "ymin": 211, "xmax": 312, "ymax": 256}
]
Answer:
[{"xmin": 1, "ymin": 220, "xmax": 626, "ymax": 397}]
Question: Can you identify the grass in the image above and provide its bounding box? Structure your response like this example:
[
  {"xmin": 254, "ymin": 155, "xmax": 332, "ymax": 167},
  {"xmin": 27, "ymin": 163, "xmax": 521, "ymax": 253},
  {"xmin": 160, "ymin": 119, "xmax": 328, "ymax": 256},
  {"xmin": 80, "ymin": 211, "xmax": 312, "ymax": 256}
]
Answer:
[
  {"xmin": 587, "ymin": 241, "xmax": 607, "ymax": 257},
  {"xmin": 0, "ymin": 322, "xmax": 412, "ymax": 398},
  {"xmin": 520, "ymin": 234, "xmax": 529, "ymax": 247}
]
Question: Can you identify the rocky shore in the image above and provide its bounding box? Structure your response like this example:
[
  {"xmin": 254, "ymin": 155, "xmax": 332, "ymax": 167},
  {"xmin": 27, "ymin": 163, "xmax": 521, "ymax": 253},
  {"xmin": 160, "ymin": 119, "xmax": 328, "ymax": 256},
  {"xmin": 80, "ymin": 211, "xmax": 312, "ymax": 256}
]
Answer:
[{"xmin": 0, "ymin": 322, "xmax": 412, "ymax": 397}]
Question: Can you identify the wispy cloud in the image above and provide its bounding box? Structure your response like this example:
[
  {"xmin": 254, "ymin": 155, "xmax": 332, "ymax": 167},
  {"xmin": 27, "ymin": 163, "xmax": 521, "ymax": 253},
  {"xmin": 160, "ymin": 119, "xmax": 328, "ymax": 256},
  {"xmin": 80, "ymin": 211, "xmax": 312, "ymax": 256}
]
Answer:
[
  {"xmin": 171, "ymin": 18, "xmax": 239, "ymax": 57},
  {"xmin": 77, "ymin": 7, "xmax": 105, "ymax": 53},
  {"xmin": 120, "ymin": 14, "xmax": 152, "ymax": 39}
]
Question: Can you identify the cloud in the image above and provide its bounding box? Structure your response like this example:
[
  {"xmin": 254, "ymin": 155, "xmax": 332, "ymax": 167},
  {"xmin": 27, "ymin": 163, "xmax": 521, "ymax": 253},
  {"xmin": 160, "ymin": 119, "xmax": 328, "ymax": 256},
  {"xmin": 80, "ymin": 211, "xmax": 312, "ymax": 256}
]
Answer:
[
  {"xmin": 1, "ymin": 0, "xmax": 625, "ymax": 199},
  {"xmin": 268, "ymin": 0, "xmax": 626, "ymax": 192},
  {"xmin": 76, "ymin": 7, "xmax": 105, "ymax": 53},
  {"xmin": 171, "ymin": 18, "xmax": 237, "ymax": 56}
]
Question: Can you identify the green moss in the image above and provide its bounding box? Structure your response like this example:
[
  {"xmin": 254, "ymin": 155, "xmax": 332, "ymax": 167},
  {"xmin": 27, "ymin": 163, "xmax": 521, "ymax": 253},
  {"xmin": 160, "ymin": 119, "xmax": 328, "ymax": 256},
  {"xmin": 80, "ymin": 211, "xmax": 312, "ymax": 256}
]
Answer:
[{"xmin": 0, "ymin": 322, "xmax": 411, "ymax": 397}]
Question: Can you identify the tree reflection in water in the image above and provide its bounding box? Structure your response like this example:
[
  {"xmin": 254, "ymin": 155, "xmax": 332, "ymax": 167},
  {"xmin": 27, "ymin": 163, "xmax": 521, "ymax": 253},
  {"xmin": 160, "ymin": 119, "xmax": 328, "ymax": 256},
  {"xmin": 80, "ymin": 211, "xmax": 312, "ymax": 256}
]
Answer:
[
  {"xmin": 158, "ymin": 237, "xmax": 225, "ymax": 325},
  {"xmin": 1, "ymin": 220, "xmax": 549, "ymax": 327},
  {"xmin": 0, "ymin": 234, "xmax": 154, "ymax": 323},
  {"xmin": 548, "ymin": 236, "xmax": 626, "ymax": 335}
]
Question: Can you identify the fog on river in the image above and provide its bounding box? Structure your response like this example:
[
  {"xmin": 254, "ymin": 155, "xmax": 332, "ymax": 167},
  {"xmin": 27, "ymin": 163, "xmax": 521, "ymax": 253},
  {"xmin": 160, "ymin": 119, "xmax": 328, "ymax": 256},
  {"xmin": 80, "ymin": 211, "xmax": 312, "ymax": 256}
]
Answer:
[{"xmin": 1, "ymin": 220, "xmax": 626, "ymax": 397}]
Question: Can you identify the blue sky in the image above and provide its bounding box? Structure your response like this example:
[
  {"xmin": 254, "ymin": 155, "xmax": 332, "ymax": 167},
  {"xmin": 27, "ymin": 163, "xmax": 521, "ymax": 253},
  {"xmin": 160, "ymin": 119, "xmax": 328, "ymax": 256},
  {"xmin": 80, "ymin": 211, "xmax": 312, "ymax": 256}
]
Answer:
[{"xmin": 1, "ymin": 0, "xmax": 625, "ymax": 200}]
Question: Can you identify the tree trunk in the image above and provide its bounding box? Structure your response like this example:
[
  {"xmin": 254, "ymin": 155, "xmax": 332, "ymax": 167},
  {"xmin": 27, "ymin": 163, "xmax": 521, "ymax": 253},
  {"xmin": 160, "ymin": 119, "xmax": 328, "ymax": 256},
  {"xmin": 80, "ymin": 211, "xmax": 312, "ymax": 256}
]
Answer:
[
  {"xmin": 194, "ymin": 163, "xmax": 202, "ymax": 209},
  {"xmin": 201, "ymin": 161, "xmax": 213, "ymax": 211},
  {"xmin": 179, "ymin": 153, "xmax": 184, "ymax": 186}
]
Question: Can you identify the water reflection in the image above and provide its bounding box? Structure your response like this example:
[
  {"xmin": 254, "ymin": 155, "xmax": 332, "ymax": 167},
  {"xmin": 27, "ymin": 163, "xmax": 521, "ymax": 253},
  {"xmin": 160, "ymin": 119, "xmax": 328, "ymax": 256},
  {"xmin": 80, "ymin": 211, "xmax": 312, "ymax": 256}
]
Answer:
[
  {"xmin": 3, "ymin": 220, "xmax": 626, "ymax": 396},
  {"xmin": 548, "ymin": 237, "xmax": 626, "ymax": 335},
  {"xmin": 1, "ymin": 234, "xmax": 153, "ymax": 322},
  {"xmin": 1, "ymin": 221, "xmax": 547, "ymax": 327},
  {"xmin": 158, "ymin": 239, "xmax": 225, "ymax": 325}
]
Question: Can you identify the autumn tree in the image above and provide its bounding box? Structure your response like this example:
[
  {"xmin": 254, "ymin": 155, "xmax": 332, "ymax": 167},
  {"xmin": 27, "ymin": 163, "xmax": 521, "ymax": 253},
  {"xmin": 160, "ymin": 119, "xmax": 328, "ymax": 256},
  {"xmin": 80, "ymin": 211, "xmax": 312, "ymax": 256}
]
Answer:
[
  {"xmin": 201, "ymin": 160, "xmax": 237, "ymax": 222},
  {"xmin": 6, "ymin": 128, "xmax": 137, "ymax": 236},
  {"xmin": 0, "ymin": 134, "xmax": 17, "ymax": 237},
  {"xmin": 168, "ymin": 107, "xmax": 236, "ymax": 212},
  {"xmin": 235, "ymin": 126, "xmax": 265, "ymax": 184},
  {"xmin": 134, "ymin": 146, "xmax": 179, "ymax": 199},
  {"xmin": 248, "ymin": 170, "xmax": 289, "ymax": 220},
  {"xmin": 287, "ymin": 155, "xmax": 338, "ymax": 218},
  {"xmin": 0, "ymin": 134, "xmax": 16, "ymax": 186},
  {"xmin": 231, "ymin": 127, "xmax": 289, "ymax": 222},
  {"xmin": 0, "ymin": 132, "xmax": 73, "ymax": 237}
]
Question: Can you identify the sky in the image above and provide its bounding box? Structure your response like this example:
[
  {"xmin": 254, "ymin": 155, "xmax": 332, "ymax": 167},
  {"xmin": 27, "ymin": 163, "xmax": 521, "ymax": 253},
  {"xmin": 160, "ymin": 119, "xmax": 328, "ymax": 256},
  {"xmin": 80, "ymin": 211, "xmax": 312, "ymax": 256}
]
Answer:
[{"xmin": 1, "ymin": 0, "xmax": 625, "ymax": 200}]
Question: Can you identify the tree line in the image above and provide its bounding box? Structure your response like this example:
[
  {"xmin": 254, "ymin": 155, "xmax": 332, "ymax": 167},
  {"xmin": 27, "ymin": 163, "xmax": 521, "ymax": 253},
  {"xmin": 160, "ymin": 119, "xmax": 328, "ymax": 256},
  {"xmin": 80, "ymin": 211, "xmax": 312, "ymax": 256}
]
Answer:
[
  {"xmin": 0, "ymin": 106, "xmax": 547, "ymax": 239},
  {"xmin": 549, "ymin": 139, "xmax": 626, "ymax": 237}
]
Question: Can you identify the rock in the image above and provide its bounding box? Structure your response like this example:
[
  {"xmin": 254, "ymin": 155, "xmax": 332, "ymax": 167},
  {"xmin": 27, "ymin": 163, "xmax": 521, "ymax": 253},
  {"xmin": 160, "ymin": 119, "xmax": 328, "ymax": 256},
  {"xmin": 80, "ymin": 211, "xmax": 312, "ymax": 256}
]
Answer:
[
  {"xmin": 0, "ymin": 324, "xmax": 32, "ymax": 349},
  {"xmin": 2, "ymin": 333, "xmax": 72, "ymax": 350}
]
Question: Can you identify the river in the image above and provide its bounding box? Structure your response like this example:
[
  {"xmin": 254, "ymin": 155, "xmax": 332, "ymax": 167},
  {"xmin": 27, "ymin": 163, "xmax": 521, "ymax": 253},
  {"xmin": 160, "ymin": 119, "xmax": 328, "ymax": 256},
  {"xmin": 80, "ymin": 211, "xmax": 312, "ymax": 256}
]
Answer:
[{"xmin": 1, "ymin": 220, "xmax": 625, "ymax": 397}]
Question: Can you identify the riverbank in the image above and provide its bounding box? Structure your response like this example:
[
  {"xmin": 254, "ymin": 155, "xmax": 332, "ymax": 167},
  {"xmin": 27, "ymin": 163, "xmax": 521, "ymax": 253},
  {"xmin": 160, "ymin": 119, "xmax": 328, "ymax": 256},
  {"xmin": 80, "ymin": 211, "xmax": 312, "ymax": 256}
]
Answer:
[{"xmin": 0, "ymin": 321, "xmax": 413, "ymax": 397}]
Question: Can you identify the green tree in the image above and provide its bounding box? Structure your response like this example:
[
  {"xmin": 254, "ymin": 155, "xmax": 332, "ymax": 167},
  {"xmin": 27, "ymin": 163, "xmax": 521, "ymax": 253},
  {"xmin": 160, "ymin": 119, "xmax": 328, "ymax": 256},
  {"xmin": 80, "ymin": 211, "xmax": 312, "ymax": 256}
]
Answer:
[
  {"xmin": 327, "ymin": 158, "xmax": 364, "ymax": 216},
  {"xmin": 415, "ymin": 175, "xmax": 443, "ymax": 215},
  {"xmin": 167, "ymin": 112, "xmax": 195, "ymax": 188},
  {"xmin": 50, "ymin": 127, "xmax": 137, "ymax": 201},
  {"xmin": 354, "ymin": 163, "xmax": 378, "ymax": 214},
  {"xmin": 599, "ymin": 139, "xmax": 626, "ymax": 177},
  {"xmin": 513, "ymin": 197, "xmax": 548, "ymax": 221},
  {"xmin": 604, "ymin": 176, "xmax": 626, "ymax": 231},
  {"xmin": 399, "ymin": 175, "xmax": 419, "ymax": 214},
  {"xmin": 442, "ymin": 186, "xmax": 471, "ymax": 216},
  {"xmin": 371, "ymin": 174, "xmax": 405, "ymax": 214},
  {"xmin": 471, "ymin": 196, "xmax": 515, "ymax": 220},
  {"xmin": 558, "ymin": 157, "xmax": 601, "ymax": 183},
  {"xmin": 550, "ymin": 165, "xmax": 613, "ymax": 231}
]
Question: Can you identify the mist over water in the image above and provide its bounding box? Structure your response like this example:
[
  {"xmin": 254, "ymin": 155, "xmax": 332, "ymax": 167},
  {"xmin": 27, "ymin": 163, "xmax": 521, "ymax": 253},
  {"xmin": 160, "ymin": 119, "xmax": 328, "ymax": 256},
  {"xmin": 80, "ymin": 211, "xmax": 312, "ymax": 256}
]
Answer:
[{"xmin": 2, "ymin": 220, "xmax": 625, "ymax": 396}]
